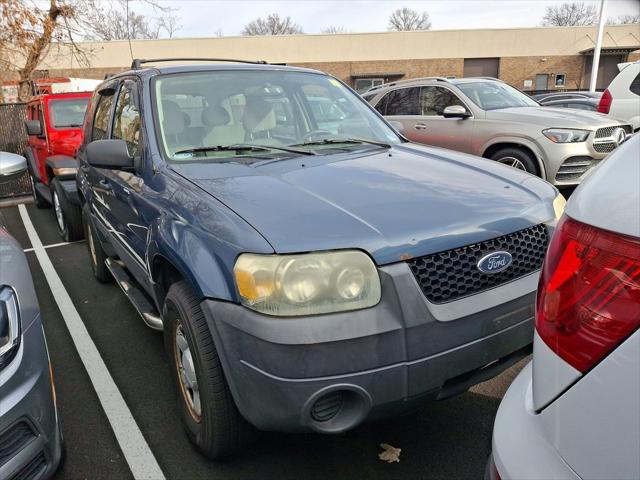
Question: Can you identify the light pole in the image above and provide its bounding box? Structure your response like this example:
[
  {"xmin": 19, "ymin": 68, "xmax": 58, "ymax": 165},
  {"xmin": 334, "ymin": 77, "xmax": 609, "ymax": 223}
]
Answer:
[{"xmin": 589, "ymin": 0, "xmax": 607, "ymax": 92}]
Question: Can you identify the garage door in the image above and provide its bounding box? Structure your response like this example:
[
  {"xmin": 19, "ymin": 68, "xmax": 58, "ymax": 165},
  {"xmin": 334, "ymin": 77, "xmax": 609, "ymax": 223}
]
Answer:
[{"xmin": 463, "ymin": 58, "xmax": 500, "ymax": 78}]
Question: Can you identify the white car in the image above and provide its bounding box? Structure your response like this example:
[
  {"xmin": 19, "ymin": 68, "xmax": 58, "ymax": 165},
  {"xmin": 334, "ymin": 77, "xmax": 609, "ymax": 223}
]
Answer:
[
  {"xmin": 488, "ymin": 134, "xmax": 640, "ymax": 480},
  {"xmin": 598, "ymin": 61, "xmax": 640, "ymax": 131}
]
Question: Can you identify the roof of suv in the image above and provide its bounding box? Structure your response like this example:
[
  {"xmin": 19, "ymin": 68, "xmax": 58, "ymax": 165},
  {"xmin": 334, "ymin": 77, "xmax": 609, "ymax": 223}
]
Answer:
[{"xmin": 111, "ymin": 62, "xmax": 324, "ymax": 80}]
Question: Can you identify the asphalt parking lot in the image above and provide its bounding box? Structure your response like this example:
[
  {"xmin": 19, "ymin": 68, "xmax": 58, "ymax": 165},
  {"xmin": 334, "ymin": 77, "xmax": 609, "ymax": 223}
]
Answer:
[{"xmin": 2, "ymin": 202, "xmax": 529, "ymax": 480}]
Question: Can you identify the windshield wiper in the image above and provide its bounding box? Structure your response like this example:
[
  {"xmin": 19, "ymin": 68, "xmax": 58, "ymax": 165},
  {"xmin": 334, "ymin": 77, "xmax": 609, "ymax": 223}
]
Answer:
[
  {"xmin": 289, "ymin": 138, "xmax": 392, "ymax": 149},
  {"xmin": 175, "ymin": 143, "xmax": 315, "ymax": 156}
]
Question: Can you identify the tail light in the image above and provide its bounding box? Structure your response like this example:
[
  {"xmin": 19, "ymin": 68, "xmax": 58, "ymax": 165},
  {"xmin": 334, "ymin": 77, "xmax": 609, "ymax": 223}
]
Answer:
[
  {"xmin": 597, "ymin": 89, "xmax": 612, "ymax": 114},
  {"xmin": 536, "ymin": 216, "xmax": 640, "ymax": 373}
]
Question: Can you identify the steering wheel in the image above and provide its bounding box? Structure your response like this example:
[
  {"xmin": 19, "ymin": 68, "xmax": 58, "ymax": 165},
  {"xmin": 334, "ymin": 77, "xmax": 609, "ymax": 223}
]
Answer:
[{"xmin": 302, "ymin": 130, "xmax": 335, "ymax": 143}]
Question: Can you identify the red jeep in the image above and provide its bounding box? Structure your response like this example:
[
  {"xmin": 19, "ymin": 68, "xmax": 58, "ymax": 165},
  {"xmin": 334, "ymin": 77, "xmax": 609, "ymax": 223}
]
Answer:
[{"xmin": 24, "ymin": 91, "xmax": 91, "ymax": 241}]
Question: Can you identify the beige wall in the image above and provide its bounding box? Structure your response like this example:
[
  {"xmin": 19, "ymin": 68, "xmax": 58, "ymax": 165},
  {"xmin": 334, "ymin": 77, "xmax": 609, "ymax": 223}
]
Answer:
[{"xmin": 32, "ymin": 24, "xmax": 640, "ymax": 71}]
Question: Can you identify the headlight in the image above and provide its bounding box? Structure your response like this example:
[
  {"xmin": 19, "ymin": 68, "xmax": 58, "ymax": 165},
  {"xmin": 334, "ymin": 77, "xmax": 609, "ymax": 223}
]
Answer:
[
  {"xmin": 0, "ymin": 287, "xmax": 20, "ymax": 367},
  {"xmin": 543, "ymin": 128, "xmax": 590, "ymax": 143},
  {"xmin": 553, "ymin": 192, "xmax": 567, "ymax": 220},
  {"xmin": 234, "ymin": 250, "xmax": 381, "ymax": 316}
]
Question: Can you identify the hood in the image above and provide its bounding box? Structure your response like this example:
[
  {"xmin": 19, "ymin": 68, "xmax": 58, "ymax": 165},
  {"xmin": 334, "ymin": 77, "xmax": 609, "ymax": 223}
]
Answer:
[
  {"xmin": 172, "ymin": 145, "xmax": 556, "ymax": 265},
  {"xmin": 486, "ymin": 106, "xmax": 620, "ymax": 128}
]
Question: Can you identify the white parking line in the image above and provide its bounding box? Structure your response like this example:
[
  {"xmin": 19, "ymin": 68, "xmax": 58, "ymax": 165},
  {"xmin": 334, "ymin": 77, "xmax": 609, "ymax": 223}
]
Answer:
[
  {"xmin": 18, "ymin": 204, "xmax": 166, "ymax": 480},
  {"xmin": 23, "ymin": 239, "xmax": 84, "ymax": 253}
]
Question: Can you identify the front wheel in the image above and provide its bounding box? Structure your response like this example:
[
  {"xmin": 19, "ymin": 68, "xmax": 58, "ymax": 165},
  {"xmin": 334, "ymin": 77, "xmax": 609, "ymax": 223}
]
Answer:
[
  {"xmin": 489, "ymin": 147, "xmax": 539, "ymax": 176},
  {"xmin": 51, "ymin": 178, "xmax": 83, "ymax": 242},
  {"xmin": 163, "ymin": 281, "xmax": 254, "ymax": 459}
]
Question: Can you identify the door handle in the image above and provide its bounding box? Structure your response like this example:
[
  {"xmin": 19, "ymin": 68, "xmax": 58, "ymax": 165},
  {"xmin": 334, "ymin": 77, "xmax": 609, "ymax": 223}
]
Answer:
[{"xmin": 414, "ymin": 123, "xmax": 428, "ymax": 130}]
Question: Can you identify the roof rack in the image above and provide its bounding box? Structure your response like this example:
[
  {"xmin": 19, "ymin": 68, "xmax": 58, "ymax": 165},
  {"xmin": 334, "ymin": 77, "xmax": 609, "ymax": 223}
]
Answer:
[
  {"xmin": 131, "ymin": 58, "xmax": 269, "ymax": 69},
  {"xmin": 364, "ymin": 76, "xmax": 452, "ymax": 93},
  {"xmin": 470, "ymin": 76, "xmax": 503, "ymax": 82}
]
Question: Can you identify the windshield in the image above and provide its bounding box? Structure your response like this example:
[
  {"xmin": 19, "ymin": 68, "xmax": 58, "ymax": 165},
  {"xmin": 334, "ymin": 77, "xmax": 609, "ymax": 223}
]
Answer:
[
  {"xmin": 152, "ymin": 70, "xmax": 401, "ymax": 162},
  {"xmin": 49, "ymin": 98, "xmax": 89, "ymax": 128},
  {"xmin": 456, "ymin": 82, "xmax": 539, "ymax": 110}
]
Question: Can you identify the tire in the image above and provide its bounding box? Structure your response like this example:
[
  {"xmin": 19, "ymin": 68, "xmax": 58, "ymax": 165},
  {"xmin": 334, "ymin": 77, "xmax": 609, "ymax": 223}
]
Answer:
[
  {"xmin": 489, "ymin": 147, "xmax": 539, "ymax": 176},
  {"xmin": 51, "ymin": 178, "xmax": 84, "ymax": 242},
  {"xmin": 163, "ymin": 281, "xmax": 254, "ymax": 459},
  {"xmin": 82, "ymin": 203, "xmax": 112, "ymax": 283}
]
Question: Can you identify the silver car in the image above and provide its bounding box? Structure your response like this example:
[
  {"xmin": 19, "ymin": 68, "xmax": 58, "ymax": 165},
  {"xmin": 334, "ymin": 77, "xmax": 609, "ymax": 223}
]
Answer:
[
  {"xmin": 0, "ymin": 154, "xmax": 63, "ymax": 479},
  {"xmin": 487, "ymin": 133, "xmax": 640, "ymax": 480},
  {"xmin": 363, "ymin": 77, "xmax": 632, "ymax": 185}
]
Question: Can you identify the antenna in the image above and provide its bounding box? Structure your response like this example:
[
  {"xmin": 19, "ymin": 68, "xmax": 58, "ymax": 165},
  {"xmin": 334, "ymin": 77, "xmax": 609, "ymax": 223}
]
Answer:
[{"xmin": 126, "ymin": 0, "xmax": 134, "ymax": 65}]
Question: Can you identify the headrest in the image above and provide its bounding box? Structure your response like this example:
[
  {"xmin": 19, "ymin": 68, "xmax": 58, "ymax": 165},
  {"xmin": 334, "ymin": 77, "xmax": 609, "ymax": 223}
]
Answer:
[
  {"xmin": 202, "ymin": 105, "xmax": 231, "ymax": 127},
  {"xmin": 243, "ymin": 97, "xmax": 276, "ymax": 134},
  {"xmin": 162, "ymin": 100, "xmax": 185, "ymax": 135}
]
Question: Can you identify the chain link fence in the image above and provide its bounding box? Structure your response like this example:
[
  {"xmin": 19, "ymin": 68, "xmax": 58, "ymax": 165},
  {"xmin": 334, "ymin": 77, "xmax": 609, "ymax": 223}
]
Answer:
[{"xmin": 0, "ymin": 103, "xmax": 33, "ymax": 200}]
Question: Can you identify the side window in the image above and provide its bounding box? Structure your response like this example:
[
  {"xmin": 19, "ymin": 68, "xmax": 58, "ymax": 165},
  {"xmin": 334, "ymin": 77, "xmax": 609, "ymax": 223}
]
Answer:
[
  {"xmin": 383, "ymin": 88, "xmax": 420, "ymax": 116},
  {"xmin": 92, "ymin": 92, "xmax": 115, "ymax": 141},
  {"xmin": 420, "ymin": 86, "xmax": 465, "ymax": 116},
  {"xmin": 112, "ymin": 81, "xmax": 141, "ymax": 157},
  {"xmin": 630, "ymin": 72, "xmax": 640, "ymax": 96}
]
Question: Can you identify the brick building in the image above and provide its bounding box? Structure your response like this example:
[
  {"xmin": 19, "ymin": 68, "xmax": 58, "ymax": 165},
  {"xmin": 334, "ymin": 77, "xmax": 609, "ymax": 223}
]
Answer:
[{"xmin": 22, "ymin": 24, "xmax": 640, "ymax": 93}]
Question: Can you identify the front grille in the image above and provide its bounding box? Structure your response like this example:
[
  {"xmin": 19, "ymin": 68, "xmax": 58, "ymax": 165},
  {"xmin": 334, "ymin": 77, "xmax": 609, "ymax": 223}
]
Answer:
[
  {"xmin": 407, "ymin": 224, "xmax": 549, "ymax": 304},
  {"xmin": 555, "ymin": 156, "xmax": 600, "ymax": 182},
  {"xmin": 593, "ymin": 142, "xmax": 616, "ymax": 153},
  {"xmin": 0, "ymin": 422, "xmax": 37, "ymax": 468},
  {"xmin": 0, "ymin": 170, "xmax": 32, "ymax": 199},
  {"xmin": 10, "ymin": 452, "xmax": 47, "ymax": 480},
  {"xmin": 595, "ymin": 126, "xmax": 617, "ymax": 138}
]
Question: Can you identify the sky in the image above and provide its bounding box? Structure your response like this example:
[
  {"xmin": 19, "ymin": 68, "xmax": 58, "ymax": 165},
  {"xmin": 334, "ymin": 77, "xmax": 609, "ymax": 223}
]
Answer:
[{"xmin": 132, "ymin": 0, "xmax": 640, "ymax": 37}]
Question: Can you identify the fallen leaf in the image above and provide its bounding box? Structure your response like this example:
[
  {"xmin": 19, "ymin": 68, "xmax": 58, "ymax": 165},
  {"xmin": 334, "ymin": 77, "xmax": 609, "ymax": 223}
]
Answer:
[{"xmin": 378, "ymin": 443, "xmax": 401, "ymax": 463}]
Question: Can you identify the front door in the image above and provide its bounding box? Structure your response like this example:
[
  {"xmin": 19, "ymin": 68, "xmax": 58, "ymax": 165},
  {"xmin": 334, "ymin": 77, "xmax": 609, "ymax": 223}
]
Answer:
[
  {"xmin": 27, "ymin": 102, "xmax": 49, "ymax": 182},
  {"xmin": 535, "ymin": 74, "xmax": 549, "ymax": 91},
  {"xmin": 381, "ymin": 86, "xmax": 474, "ymax": 153},
  {"xmin": 102, "ymin": 79, "xmax": 149, "ymax": 285}
]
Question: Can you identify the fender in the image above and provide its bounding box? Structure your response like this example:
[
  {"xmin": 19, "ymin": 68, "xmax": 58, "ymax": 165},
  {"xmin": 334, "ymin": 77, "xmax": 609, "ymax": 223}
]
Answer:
[
  {"xmin": 24, "ymin": 148, "xmax": 41, "ymax": 182},
  {"xmin": 480, "ymin": 135, "xmax": 547, "ymax": 180},
  {"xmin": 148, "ymin": 219, "xmax": 236, "ymax": 305}
]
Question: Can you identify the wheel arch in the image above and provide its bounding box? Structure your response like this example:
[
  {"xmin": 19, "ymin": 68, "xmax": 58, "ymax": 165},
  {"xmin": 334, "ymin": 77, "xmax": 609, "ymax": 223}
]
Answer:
[{"xmin": 481, "ymin": 139, "xmax": 546, "ymax": 178}]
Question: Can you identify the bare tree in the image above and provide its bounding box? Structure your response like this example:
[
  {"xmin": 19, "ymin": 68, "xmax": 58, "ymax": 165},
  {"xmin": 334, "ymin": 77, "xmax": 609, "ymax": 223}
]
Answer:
[
  {"xmin": 0, "ymin": 0, "xmax": 171, "ymax": 101},
  {"xmin": 242, "ymin": 14, "xmax": 303, "ymax": 35},
  {"xmin": 322, "ymin": 25, "xmax": 347, "ymax": 34},
  {"xmin": 388, "ymin": 7, "xmax": 431, "ymax": 31},
  {"xmin": 607, "ymin": 14, "xmax": 640, "ymax": 25},
  {"xmin": 541, "ymin": 2, "xmax": 598, "ymax": 26},
  {"xmin": 157, "ymin": 15, "xmax": 181, "ymax": 38}
]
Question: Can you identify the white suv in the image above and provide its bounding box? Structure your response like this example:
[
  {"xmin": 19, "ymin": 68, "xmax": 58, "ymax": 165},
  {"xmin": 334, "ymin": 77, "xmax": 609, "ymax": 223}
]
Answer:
[
  {"xmin": 598, "ymin": 61, "xmax": 640, "ymax": 131},
  {"xmin": 487, "ymin": 135, "xmax": 640, "ymax": 480}
]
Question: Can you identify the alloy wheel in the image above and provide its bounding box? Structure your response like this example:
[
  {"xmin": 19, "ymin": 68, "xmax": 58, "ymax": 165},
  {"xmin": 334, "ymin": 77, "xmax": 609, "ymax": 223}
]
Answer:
[{"xmin": 497, "ymin": 156, "xmax": 527, "ymax": 171}]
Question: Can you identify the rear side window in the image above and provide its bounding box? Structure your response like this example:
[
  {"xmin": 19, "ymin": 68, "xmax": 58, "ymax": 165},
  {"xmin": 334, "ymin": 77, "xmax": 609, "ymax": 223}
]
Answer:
[
  {"xmin": 630, "ymin": 73, "xmax": 640, "ymax": 96},
  {"xmin": 49, "ymin": 98, "xmax": 89, "ymax": 129},
  {"xmin": 91, "ymin": 92, "xmax": 115, "ymax": 141},
  {"xmin": 382, "ymin": 87, "xmax": 420, "ymax": 116},
  {"xmin": 420, "ymin": 86, "xmax": 465, "ymax": 116},
  {"xmin": 112, "ymin": 81, "xmax": 141, "ymax": 156}
]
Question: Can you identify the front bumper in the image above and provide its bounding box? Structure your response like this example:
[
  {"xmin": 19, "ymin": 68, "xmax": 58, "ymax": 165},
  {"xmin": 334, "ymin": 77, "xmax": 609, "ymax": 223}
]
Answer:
[
  {"xmin": 490, "ymin": 363, "xmax": 579, "ymax": 480},
  {"xmin": 204, "ymin": 262, "xmax": 538, "ymax": 433},
  {"xmin": 541, "ymin": 140, "xmax": 610, "ymax": 186},
  {"xmin": 0, "ymin": 317, "xmax": 62, "ymax": 480}
]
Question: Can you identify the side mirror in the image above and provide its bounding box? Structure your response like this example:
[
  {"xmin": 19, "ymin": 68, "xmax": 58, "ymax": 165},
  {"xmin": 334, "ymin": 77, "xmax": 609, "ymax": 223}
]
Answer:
[
  {"xmin": 388, "ymin": 120, "xmax": 405, "ymax": 133},
  {"xmin": 24, "ymin": 120, "xmax": 42, "ymax": 136},
  {"xmin": 0, "ymin": 152, "xmax": 27, "ymax": 177},
  {"xmin": 86, "ymin": 139, "xmax": 133, "ymax": 170},
  {"xmin": 443, "ymin": 105, "xmax": 471, "ymax": 119}
]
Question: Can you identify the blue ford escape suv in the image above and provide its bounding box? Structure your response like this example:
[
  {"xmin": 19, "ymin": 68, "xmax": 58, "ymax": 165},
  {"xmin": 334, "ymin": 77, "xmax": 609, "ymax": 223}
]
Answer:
[{"xmin": 76, "ymin": 59, "xmax": 565, "ymax": 458}]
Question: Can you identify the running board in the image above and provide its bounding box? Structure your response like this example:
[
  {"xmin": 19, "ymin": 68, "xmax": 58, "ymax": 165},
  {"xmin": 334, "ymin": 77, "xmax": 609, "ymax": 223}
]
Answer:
[
  {"xmin": 35, "ymin": 182, "xmax": 52, "ymax": 204},
  {"xmin": 105, "ymin": 258, "xmax": 163, "ymax": 331}
]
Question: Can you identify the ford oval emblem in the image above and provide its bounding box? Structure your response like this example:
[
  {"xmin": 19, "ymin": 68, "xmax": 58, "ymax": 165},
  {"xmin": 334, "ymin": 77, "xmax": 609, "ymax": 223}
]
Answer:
[{"xmin": 477, "ymin": 251, "xmax": 513, "ymax": 274}]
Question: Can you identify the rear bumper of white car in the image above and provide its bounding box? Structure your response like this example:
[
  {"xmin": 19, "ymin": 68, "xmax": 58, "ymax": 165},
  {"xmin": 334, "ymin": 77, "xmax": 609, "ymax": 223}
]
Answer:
[{"xmin": 489, "ymin": 362, "xmax": 579, "ymax": 480}]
